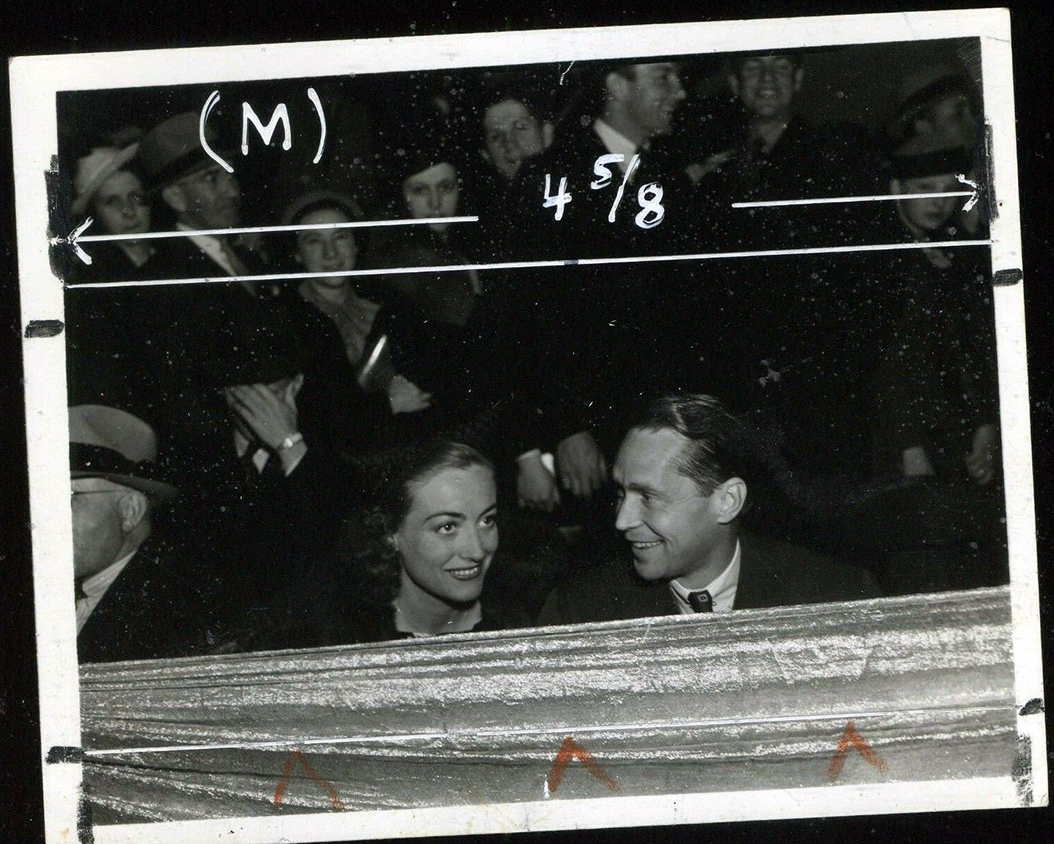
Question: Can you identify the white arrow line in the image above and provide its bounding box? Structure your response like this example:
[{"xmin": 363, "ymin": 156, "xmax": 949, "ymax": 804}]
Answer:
[
  {"xmin": 51, "ymin": 216, "xmax": 480, "ymax": 261},
  {"xmin": 733, "ymin": 175, "xmax": 981, "ymax": 212},
  {"xmin": 957, "ymin": 173, "xmax": 982, "ymax": 212},
  {"xmin": 68, "ymin": 239, "xmax": 991, "ymax": 290},
  {"xmin": 733, "ymin": 191, "xmax": 975, "ymax": 208}
]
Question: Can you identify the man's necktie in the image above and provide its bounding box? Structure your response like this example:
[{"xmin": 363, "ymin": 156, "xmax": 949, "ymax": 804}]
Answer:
[{"xmin": 687, "ymin": 589, "xmax": 713, "ymax": 613}]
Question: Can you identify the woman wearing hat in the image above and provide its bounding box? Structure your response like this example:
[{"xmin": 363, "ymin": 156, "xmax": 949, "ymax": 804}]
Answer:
[
  {"xmin": 368, "ymin": 119, "xmax": 486, "ymax": 407},
  {"xmin": 281, "ymin": 189, "xmax": 431, "ymax": 415},
  {"xmin": 859, "ymin": 128, "xmax": 1003, "ymax": 595},
  {"xmin": 65, "ymin": 137, "xmax": 164, "ymax": 417},
  {"xmin": 70, "ymin": 140, "xmax": 157, "ymax": 283}
]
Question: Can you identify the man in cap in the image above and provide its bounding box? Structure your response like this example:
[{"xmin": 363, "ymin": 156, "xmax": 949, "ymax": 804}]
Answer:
[
  {"xmin": 536, "ymin": 394, "xmax": 881, "ymax": 626},
  {"xmin": 71, "ymin": 404, "xmax": 229, "ymax": 662}
]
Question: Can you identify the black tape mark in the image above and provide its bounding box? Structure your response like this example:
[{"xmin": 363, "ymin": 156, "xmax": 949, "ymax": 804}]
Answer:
[
  {"xmin": 45, "ymin": 154, "xmax": 75, "ymax": 283},
  {"xmin": 993, "ymin": 269, "xmax": 1022, "ymax": 287},
  {"xmin": 984, "ymin": 122, "xmax": 998, "ymax": 223},
  {"xmin": 78, "ymin": 790, "xmax": 95, "ymax": 844},
  {"xmin": 24, "ymin": 319, "xmax": 65, "ymax": 339},
  {"xmin": 563, "ymin": 259, "xmax": 579, "ymax": 266},
  {"xmin": 1012, "ymin": 733, "xmax": 1033, "ymax": 805},
  {"xmin": 1019, "ymin": 697, "xmax": 1044, "ymax": 716},
  {"xmin": 45, "ymin": 745, "xmax": 84, "ymax": 763}
]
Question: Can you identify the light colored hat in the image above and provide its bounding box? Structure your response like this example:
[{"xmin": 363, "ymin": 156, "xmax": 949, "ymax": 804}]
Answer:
[
  {"xmin": 71, "ymin": 143, "xmax": 140, "ymax": 218},
  {"xmin": 69, "ymin": 405, "xmax": 178, "ymax": 501}
]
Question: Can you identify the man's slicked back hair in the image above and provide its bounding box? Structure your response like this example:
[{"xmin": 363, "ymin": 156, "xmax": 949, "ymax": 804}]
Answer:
[{"xmin": 632, "ymin": 394, "xmax": 744, "ymax": 496}]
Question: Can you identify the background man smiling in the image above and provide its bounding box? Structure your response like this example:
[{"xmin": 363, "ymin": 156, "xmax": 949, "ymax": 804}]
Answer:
[{"xmin": 537, "ymin": 394, "xmax": 881, "ymax": 625}]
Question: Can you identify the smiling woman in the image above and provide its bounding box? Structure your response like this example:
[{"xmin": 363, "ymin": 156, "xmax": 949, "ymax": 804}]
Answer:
[{"xmin": 324, "ymin": 441, "xmax": 507, "ymax": 643}]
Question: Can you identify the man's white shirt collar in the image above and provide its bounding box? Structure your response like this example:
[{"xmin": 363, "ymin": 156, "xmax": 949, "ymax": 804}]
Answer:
[
  {"xmin": 76, "ymin": 550, "xmax": 137, "ymax": 633},
  {"xmin": 669, "ymin": 540, "xmax": 741, "ymax": 614},
  {"xmin": 176, "ymin": 222, "xmax": 237, "ymax": 276}
]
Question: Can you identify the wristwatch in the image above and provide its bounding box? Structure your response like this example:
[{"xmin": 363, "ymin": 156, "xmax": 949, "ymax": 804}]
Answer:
[{"xmin": 277, "ymin": 432, "xmax": 304, "ymax": 451}]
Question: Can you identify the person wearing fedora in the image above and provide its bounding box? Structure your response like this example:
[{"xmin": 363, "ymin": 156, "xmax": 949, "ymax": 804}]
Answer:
[
  {"xmin": 139, "ymin": 111, "xmax": 269, "ymax": 288},
  {"xmin": 132, "ymin": 112, "xmax": 302, "ymax": 464},
  {"xmin": 71, "ymin": 404, "xmax": 231, "ymax": 663}
]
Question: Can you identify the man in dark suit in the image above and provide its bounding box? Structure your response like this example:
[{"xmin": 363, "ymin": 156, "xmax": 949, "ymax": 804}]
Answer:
[
  {"xmin": 507, "ymin": 61, "xmax": 693, "ymax": 511},
  {"xmin": 133, "ymin": 112, "xmax": 287, "ymax": 443},
  {"xmin": 536, "ymin": 394, "xmax": 881, "ymax": 625},
  {"xmin": 71, "ymin": 404, "xmax": 229, "ymax": 662}
]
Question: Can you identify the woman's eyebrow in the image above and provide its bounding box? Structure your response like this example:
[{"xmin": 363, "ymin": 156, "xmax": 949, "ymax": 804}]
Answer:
[{"xmin": 425, "ymin": 511, "xmax": 465, "ymax": 521}]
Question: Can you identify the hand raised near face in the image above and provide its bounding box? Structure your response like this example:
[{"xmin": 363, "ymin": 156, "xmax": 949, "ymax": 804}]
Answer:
[{"xmin": 225, "ymin": 384, "xmax": 299, "ymax": 451}]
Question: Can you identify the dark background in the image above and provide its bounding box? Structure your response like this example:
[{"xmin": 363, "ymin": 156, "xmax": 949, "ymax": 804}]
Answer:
[{"xmin": 2, "ymin": 2, "xmax": 1050, "ymax": 843}]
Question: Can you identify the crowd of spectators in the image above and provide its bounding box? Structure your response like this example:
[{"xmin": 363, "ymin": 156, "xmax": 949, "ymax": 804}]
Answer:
[{"xmin": 63, "ymin": 50, "xmax": 1006, "ymax": 661}]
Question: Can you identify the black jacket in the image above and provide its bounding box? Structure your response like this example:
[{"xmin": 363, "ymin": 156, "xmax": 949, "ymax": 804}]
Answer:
[
  {"xmin": 535, "ymin": 532, "xmax": 882, "ymax": 626},
  {"xmin": 77, "ymin": 531, "xmax": 230, "ymax": 663}
]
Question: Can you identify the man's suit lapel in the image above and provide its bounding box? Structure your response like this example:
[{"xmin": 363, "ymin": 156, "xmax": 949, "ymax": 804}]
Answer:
[
  {"xmin": 613, "ymin": 564, "xmax": 677, "ymax": 619},
  {"xmin": 733, "ymin": 533, "xmax": 787, "ymax": 610}
]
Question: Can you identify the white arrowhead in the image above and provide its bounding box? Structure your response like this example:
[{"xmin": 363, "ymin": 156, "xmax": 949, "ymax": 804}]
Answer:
[
  {"xmin": 69, "ymin": 217, "xmax": 94, "ymax": 265},
  {"xmin": 51, "ymin": 217, "xmax": 95, "ymax": 264},
  {"xmin": 957, "ymin": 173, "xmax": 981, "ymax": 213}
]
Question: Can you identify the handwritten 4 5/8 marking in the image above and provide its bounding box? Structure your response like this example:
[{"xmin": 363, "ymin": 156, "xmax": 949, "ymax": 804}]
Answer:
[{"xmin": 543, "ymin": 153, "xmax": 665, "ymax": 229}]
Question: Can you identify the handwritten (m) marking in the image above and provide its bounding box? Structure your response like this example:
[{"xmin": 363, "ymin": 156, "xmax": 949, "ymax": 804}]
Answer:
[
  {"xmin": 273, "ymin": 749, "xmax": 345, "ymax": 810},
  {"xmin": 827, "ymin": 721, "xmax": 887, "ymax": 781}
]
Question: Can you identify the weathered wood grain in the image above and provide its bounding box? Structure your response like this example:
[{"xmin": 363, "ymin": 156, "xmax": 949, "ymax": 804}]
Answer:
[{"xmin": 80, "ymin": 587, "xmax": 1016, "ymax": 824}]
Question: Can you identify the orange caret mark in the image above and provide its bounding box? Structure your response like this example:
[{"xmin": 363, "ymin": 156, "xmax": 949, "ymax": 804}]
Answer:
[
  {"xmin": 828, "ymin": 720, "xmax": 888, "ymax": 781},
  {"xmin": 273, "ymin": 749, "xmax": 345, "ymax": 810},
  {"xmin": 547, "ymin": 736, "xmax": 620, "ymax": 794}
]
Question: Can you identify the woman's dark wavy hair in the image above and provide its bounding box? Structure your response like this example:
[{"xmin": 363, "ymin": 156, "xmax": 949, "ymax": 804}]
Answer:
[{"xmin": 343, "ymin": 440, "xmax": 495, "ymax": 604}]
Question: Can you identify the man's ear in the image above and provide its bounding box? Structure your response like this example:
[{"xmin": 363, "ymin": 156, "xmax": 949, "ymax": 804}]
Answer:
[
  {"xmin": 480, "ymin": 146, "xmax": 493, "ymax": 165},
  {"xmin": 727, "ymin": 73, "xmax": 740, "ymax": 99},
  {"xmin": 890, "ymin": 177, "xmax": 904, "ymax": 195},
  {"xmin": 793, "ymin": 67, "xmax": 805, "ymax": 93},
  {"xmin": 161, "ymin": 183, "xmax": 187, "ymax": 213},
  {"xmin": 714, "ymin": 477, "xmax": 747, "ymax": 525},
  {"xmin": 541, "ymin": 121, "xmax": 555, "ymax": 150},
  {"xmin": 116, "ymin": 489, "xmax": 148, "ymax": 534}
]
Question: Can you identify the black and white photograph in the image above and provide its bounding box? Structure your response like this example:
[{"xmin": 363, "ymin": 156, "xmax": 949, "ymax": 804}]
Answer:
[{"xmin": 5, "ymin": 7, "xmax": 1048, "ymax": 843}]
